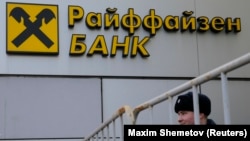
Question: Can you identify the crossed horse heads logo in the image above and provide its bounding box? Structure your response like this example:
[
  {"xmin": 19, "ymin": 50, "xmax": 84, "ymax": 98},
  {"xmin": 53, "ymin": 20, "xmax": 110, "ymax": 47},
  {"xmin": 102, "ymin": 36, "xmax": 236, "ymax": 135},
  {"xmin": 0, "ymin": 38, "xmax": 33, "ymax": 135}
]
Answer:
[{"xmin": 10, "ymin": 7, "xmax": 56, "ymax": 48}]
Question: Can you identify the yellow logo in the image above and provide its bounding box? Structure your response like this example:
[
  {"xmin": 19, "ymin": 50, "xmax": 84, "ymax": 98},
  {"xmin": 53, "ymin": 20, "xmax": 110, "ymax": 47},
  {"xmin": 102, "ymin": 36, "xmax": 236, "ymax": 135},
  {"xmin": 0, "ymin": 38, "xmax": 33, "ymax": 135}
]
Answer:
[{"xmin": 7, "ymin": 3, "xmax": 59, "ymax": 54}]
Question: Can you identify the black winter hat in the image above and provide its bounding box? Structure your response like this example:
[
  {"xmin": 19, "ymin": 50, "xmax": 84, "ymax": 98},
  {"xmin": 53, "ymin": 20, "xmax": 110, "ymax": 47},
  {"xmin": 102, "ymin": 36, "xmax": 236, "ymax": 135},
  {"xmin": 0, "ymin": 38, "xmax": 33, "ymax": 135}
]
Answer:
[{"xmin": 174, "ymin": 91, "xmax": 211, "ymax": 116}]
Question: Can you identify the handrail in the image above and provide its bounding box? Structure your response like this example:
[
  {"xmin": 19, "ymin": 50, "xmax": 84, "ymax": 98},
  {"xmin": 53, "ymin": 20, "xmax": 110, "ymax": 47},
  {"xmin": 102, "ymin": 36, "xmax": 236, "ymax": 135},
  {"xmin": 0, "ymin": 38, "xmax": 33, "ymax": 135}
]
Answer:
[
  {"xmin": 83, "ymin": 52, "xmax": 250, "ymax": 141},
  {"xmin": 133, "ymin": 52, "xmax": 250, "ymax": 122},
  {"xmin": 84, "ymin": 105, "xmax": 134, "ymax": 141}
]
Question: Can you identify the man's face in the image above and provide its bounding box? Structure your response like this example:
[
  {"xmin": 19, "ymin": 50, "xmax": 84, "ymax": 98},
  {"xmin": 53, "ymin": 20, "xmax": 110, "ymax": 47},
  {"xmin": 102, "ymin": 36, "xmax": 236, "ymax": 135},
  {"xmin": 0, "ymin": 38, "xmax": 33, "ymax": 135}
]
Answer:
[{"xmin": 177, "ymin": 111, "xmax": 195, "ymax": 125}]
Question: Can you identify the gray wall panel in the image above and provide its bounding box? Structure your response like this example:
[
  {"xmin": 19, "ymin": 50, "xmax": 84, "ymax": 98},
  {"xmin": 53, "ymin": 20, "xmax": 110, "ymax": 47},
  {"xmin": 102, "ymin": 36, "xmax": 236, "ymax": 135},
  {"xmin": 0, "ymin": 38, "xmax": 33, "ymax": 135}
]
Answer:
[
  {"xmin": 201, "ymin": 80, "xmax": 250, "ymax": 124},
  {"xmin": 0, "ymin": 77, "xmax": 101, "ymax": 139}
]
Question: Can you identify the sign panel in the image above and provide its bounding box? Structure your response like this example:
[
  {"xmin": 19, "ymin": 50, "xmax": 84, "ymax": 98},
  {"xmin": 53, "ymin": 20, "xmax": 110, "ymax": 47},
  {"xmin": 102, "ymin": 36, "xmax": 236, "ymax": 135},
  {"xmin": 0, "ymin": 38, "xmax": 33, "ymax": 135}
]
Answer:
[{"xmin": 0, "ymin": 0, "xmax": 248, "ymax": 77}]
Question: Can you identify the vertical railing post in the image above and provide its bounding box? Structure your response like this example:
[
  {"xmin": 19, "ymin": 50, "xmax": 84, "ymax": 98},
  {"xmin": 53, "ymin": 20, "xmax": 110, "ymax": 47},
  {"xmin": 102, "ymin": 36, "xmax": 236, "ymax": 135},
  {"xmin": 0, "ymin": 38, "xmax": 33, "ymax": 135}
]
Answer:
[
  {"xmin": 96, "ymin": 132, "xmax": 98, "ymax": 141},
  {"xmin": 192, "ymin": 86, "xmax": 200, "ymax": 125},
  {"xmin": 113, "ymin": 120, "xmax": 116, "ymax": 141},
  {"xmin": 221, "ymin": 72, "xmax": 231, "ymax": 124},
  {"xmin": 168, "ymin": 96, "xmax": 174, "ymax": 124},
  {"xmin": 107, "ymin": 125, "xmax": 110, "ymax": 141},
  {"xmin": 120, "ymin": 115, "xmax": 124, "ymax": 141},
  {"xmin": 101, "ymin": 130, "xmax": 104, "ymax": 141}
]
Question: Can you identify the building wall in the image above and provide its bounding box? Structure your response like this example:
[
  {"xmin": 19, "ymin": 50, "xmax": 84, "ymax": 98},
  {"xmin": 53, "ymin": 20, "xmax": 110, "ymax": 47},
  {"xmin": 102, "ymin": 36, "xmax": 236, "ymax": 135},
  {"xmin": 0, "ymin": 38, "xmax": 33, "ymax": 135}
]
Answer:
[{"xmin": 0, "ymin": 0, "xmax": 249, "ymax": 140}]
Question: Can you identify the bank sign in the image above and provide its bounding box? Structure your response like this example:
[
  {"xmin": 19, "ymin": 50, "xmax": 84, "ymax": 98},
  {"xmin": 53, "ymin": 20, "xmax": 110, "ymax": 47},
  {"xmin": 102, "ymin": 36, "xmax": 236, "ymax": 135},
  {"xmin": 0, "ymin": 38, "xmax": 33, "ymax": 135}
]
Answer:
[
  {"xmin": 3, "ymin": 0, "xmax": 246, "ymax": 77},
  {"xmin": 7, "ymin": 3, "xmax": 59, "ymax": 54}
]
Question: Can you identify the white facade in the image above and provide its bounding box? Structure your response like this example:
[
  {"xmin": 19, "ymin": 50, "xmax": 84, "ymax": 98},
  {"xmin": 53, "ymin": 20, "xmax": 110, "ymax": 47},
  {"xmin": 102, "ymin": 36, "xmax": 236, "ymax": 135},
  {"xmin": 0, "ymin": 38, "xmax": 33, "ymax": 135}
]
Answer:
[{"xmin": 0, "ymin": 0, "xmax": 250, "ymax": 140}]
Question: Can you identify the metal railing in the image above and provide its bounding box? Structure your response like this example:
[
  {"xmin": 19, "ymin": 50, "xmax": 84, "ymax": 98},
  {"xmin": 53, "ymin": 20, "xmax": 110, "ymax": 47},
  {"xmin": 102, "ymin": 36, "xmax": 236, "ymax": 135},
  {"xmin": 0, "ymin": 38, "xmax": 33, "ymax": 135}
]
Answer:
[{"xmin": 83, "ymin": 52, "xmax": 250, "ymax": 141}]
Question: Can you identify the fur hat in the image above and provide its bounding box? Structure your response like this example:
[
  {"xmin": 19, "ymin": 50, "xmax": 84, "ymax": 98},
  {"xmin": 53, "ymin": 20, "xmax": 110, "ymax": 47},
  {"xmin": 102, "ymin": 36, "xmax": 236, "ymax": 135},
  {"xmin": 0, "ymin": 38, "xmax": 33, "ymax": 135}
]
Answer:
[{"xmin": 174, "ymin": 91, "xmax": 211, "ymax": 116}]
